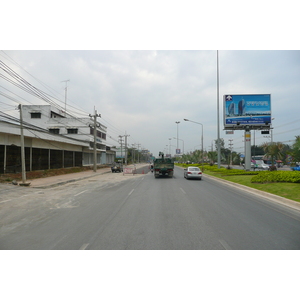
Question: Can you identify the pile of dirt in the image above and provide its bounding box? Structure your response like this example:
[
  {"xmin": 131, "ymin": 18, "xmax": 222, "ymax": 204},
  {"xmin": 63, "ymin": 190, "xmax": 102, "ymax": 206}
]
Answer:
[{"xmin": 0, "ymin": 165, "xmax": 109, "ymax": 184}]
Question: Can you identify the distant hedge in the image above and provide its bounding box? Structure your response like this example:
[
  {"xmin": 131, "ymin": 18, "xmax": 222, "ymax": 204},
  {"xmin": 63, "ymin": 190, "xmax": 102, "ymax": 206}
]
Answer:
[{"xmin": 251, "ymin": 171, "xmax": 300, "ymax": 183}]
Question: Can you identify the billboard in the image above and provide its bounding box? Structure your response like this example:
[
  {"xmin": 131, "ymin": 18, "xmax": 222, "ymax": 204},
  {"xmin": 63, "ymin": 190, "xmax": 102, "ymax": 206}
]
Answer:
[{"xmin": 224, "ymin": 94, "xmax": 271, "ymax": 129}]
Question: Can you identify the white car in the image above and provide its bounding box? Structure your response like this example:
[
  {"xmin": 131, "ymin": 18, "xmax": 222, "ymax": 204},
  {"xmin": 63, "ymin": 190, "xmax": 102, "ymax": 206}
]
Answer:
[
  {"xmin": 255, "ymin": 160, "xmax": 269, "ymax": 170},
  {"xmin": 184, "ymin": 167, "xmax": 202, "ymax": 180}
]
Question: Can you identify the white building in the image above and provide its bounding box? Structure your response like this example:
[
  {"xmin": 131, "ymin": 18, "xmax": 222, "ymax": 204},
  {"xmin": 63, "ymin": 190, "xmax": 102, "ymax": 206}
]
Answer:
[{"xmin": 0, "ymin": 105, "xmax": 116, "ymax": 173}]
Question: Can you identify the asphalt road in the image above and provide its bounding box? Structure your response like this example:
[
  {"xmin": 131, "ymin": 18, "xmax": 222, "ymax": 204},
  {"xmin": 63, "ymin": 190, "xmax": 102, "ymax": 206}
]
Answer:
[{"xmin": 0, "ymin": 166, "xmax": 299, "ymax": 250}]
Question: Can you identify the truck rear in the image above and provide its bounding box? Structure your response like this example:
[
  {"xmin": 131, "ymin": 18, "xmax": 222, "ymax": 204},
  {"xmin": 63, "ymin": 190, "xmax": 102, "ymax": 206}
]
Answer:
[{"xmin": 153, "ymin": 157, "xmax": 174, "ymax": 178}]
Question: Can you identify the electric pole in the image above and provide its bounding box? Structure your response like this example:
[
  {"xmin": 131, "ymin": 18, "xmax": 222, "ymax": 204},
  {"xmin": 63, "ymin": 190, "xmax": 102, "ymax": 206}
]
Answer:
[
  {"xmin": 119, "ymin": 136, "xmax": 124, "ymax": 164},
  {"xmin": 89, "ymin": 109, "xmax": 101, "ymax": 172},
  {"xmin": 137, "ymin": 143, "xmax": 141, "ymax": 163},
  {"xmin": 62, "ymin": 79, "xmax": 70, "ymax": 116},
  {"xmin": 18, "ymin": 104, "xmax": 27, "ymax": 184},
  {"xmin": 124, "ymin": 132, "xmax": 130, "ymax": 165},
  {"xmin": 132, "ymin": 144, "xmax": 136, "ymax": 164}
]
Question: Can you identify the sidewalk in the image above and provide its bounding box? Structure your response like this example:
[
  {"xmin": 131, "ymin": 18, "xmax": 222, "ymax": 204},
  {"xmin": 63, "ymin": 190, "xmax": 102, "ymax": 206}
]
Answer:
[
  {"xmin": 29, "ymin": 167, "xmax": 111, "ymax": 188},
  {"xmin": 27, "ymin": 163, "xmax": 150, "ymax": 188}
]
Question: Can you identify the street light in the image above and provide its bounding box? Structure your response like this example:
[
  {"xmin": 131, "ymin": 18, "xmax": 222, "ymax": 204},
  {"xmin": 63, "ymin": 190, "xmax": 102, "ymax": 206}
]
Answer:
[
  {"xmin": 175, "ymin": 121, "xmax": 180, "ymax": 155},
  {"xmin": 184, "ymin": 119, "xmax": 204, "ymax": 172}
]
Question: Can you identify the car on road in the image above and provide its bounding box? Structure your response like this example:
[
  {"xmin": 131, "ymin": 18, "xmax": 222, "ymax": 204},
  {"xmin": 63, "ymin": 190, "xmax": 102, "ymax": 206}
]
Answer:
[
  {"xmin": 291, "ymin": 165, "xmax": 300, "ymax": 171},
  {"xmin": 184, "ymin": 167, "xmax": 202, "ymax": 180},
  {"xmin": 111, "ymin": 163, "xmax": 123, "ymax": 173},
  {"xmin": 243, "ymin": 160, "xmax": 269, "ymax": 170}
]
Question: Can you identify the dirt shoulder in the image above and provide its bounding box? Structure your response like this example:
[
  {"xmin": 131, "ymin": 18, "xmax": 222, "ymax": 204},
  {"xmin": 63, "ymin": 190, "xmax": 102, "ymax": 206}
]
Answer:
[{"xmin": 0, "ymin": 165, "xmax": 109, "ymax": 184}]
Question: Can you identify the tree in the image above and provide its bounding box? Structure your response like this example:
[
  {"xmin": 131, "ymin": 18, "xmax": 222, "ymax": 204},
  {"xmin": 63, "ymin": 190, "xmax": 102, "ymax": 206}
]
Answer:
[
  {"xmin": 290, "ymin": 136, "xmax": 300, "ymax": 164},
  {"xmin": 207, "ymin": 151, "xmax": 217, "ymax": 165},
  {"xmin": 261, "ymin": 141, "xmax": 285, "ymax": 166}
]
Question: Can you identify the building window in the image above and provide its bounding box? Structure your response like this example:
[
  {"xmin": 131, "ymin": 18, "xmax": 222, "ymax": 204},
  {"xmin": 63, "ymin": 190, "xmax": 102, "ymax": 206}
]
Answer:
[
  {"xmin": 67, "ymin": 128, "xmax": 78, "ymax": 134},
  {"xmin": 30, "ymin": 112, "xmax": 41, "ymax": 119},
  {"xmin": 49, "ymin": 128, "xmax": 60, "ymax": 134}
]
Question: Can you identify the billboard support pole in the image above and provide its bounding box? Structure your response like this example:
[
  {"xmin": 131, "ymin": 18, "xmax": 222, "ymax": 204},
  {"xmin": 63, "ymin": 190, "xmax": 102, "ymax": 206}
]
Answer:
[{"xmin": 244, "ymin": 128, "xmax": 251, "ymax": 171}]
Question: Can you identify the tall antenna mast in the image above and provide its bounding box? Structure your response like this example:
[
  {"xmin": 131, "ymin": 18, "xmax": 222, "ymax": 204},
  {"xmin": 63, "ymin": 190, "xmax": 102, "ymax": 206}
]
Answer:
[{"xmin": 61, "ymin": 79, "xmax": 70, "ymax": 116}]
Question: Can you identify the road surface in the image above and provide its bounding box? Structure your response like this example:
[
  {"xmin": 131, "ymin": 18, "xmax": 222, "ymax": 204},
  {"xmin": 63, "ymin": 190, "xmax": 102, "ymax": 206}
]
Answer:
[{"xmin": 0, "ymin": 166, "xmax": 299, "ymax": 249}]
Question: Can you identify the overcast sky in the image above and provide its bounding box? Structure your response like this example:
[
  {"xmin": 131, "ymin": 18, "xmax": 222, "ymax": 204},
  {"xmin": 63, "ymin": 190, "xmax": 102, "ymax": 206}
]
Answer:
[
  {"xmin": 1, "ymin": 50, "xmax": 299, "ymax": 156},
  {"xmin": 1, "ymin": 1, "xmax": 300, "ymax": 157}
]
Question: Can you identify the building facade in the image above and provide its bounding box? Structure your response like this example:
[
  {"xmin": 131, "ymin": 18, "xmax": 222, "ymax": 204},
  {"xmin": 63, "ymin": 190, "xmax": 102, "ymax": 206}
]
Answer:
[{"xmin": 0, "ymin": 105, "xmax": 116, "ymax": 173}]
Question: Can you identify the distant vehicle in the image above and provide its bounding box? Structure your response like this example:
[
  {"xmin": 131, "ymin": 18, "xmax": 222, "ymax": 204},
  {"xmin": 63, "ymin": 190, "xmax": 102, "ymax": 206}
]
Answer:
[
  {"xmin": 111, "ymin": 163, "xmax": 123, "ymax": 173},
  {"xmin": 243, "ymin": 160, "xmax": 269, "ymax": 170},
  {"xmin": 184, "ymin": 167, "xmax": 202, "ymax": 180},
  {"xmin": 255, "ymin": 160, "xmax": 270, "ymax": 170},
  {"xmin": 291, "ymin": 165, "xmax": 300, "ymax": 171},
  {"xmin": 243, "ymin": 162, "xmax": 257, "ymax": 169},
  {"xmin": 153, "ymin": 152, "xmax": 174, "ymax": 178}
]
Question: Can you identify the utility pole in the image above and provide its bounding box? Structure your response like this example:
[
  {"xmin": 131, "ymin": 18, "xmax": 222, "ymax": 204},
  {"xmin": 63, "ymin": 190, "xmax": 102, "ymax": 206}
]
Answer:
[
  {"xmin": 124, "ymin": 132, "xmax": 130, "ymax": 165},
  {"xmin": 175, "ymin": 121, "xmax": 180, "ymax": 156},
  {"xmin": 89, "ymin": 109, "xmax": 101, "ymax": 172},
  {"xmin": 132, "ymin": 144, "xmax": 136, "ymax": 163},
  {"xmin": 137, "ymin": 143, "xmax": 141, "ymax": 163},
  {"xmin": 62, "ymin": 79, "xmax": 70, "ymax": 116},
  {"xmin": 18, "ymin": 104, "xmax": 27, "ymax": 184},
  {"xmin": 119, "ymin": 136, "xmax": 124, "ymax": 164}
]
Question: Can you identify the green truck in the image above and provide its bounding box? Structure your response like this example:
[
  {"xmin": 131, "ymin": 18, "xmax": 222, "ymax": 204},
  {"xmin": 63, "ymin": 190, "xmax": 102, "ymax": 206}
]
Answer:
[{"xmin": 153, "ymin": 152, "xmax": 174, "ymax": 178}]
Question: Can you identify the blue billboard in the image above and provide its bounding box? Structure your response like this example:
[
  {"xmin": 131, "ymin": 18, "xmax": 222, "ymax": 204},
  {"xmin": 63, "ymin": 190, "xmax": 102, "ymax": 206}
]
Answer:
[{"xmin": 224, "ymin": 94, "xmax": 271, "ymax": 128}]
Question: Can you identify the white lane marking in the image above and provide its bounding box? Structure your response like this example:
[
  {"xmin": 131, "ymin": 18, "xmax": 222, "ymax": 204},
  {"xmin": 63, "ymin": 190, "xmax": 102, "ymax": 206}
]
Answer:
[
  {"xmin": 180, "ymin": 188, "xmax": 186, "ymax": 194},
  {"xmin": 79, "ymin": 243, "xmax": 89, "ymax": 250},
  {"xmin": 219, "ymin": 239, "xmax": 231, "ymax": 250},
  {"xmin": 128, "ymin": 189, "xmax": 134, "ymax": 196},
  {"xmin": 75, "ymin": 190, "xmax": 88, "ymax": 197},
  {"xmin": 0, "ymin": 199, "xmax": 14, "ymax": 204}
]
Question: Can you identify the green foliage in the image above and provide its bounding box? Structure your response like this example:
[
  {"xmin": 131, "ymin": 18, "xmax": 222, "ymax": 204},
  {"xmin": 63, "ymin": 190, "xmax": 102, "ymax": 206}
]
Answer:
[
  {"xmin": 290, "ymin": 135, "xmax": 300, "ymax": 163},
  {"xmin": 251, "ymin": 171, "xmax": 300, "ymax": 183},
  {"xmin": 261, "ymin": 141, "xmax": 285, "ymax": 166}
]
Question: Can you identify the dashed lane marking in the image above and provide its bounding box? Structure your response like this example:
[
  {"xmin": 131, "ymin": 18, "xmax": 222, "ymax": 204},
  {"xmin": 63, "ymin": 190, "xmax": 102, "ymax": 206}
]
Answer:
[
  {"xmin": 79, "ymin": 243, "xmax": 89, "ymax": 250},
  {"xmin": 219, "ymin": 239, "xmax": 231, "ymax": 250},
  {"xmin": 75, "ymin": 190, "xmax": 88, "ymax": 197}
]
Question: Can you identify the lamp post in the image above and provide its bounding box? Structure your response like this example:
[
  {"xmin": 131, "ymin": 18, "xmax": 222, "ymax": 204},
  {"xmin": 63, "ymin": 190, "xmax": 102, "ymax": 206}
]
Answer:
[
  {"xmin": 175, "ymin": 121, "xmax": 180, "ymax": 156},
  {"xmin": 217, "ymin": 50, "xmax": 221, "ymax": 169},
  {"xmin": 184, "ymin": 119, "xmax": 204, "ymax": 172}
]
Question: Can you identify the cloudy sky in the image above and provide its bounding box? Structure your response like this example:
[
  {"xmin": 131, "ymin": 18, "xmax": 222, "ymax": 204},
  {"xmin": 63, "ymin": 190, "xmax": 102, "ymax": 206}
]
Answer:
[
  {"xmin": 1, "ymin": 50, "xmax": 299, "ymax": 156},
  {"xmin": 1, "ymin": 1, "xmax": 299, "ymax": 157}
]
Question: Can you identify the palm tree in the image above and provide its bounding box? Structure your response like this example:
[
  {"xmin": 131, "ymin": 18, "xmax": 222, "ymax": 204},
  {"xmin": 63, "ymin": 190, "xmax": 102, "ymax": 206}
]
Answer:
[
  {"xmin": 290, "ymin": 136, "xmax": 300, "ymax": 164},
  {"xmin": 261, "ymin": 142, "xmax": 284, "ymax": 167},
  {"xmin": 207, "ymin": 151, "xmax": 217, "ymax": 165}
]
